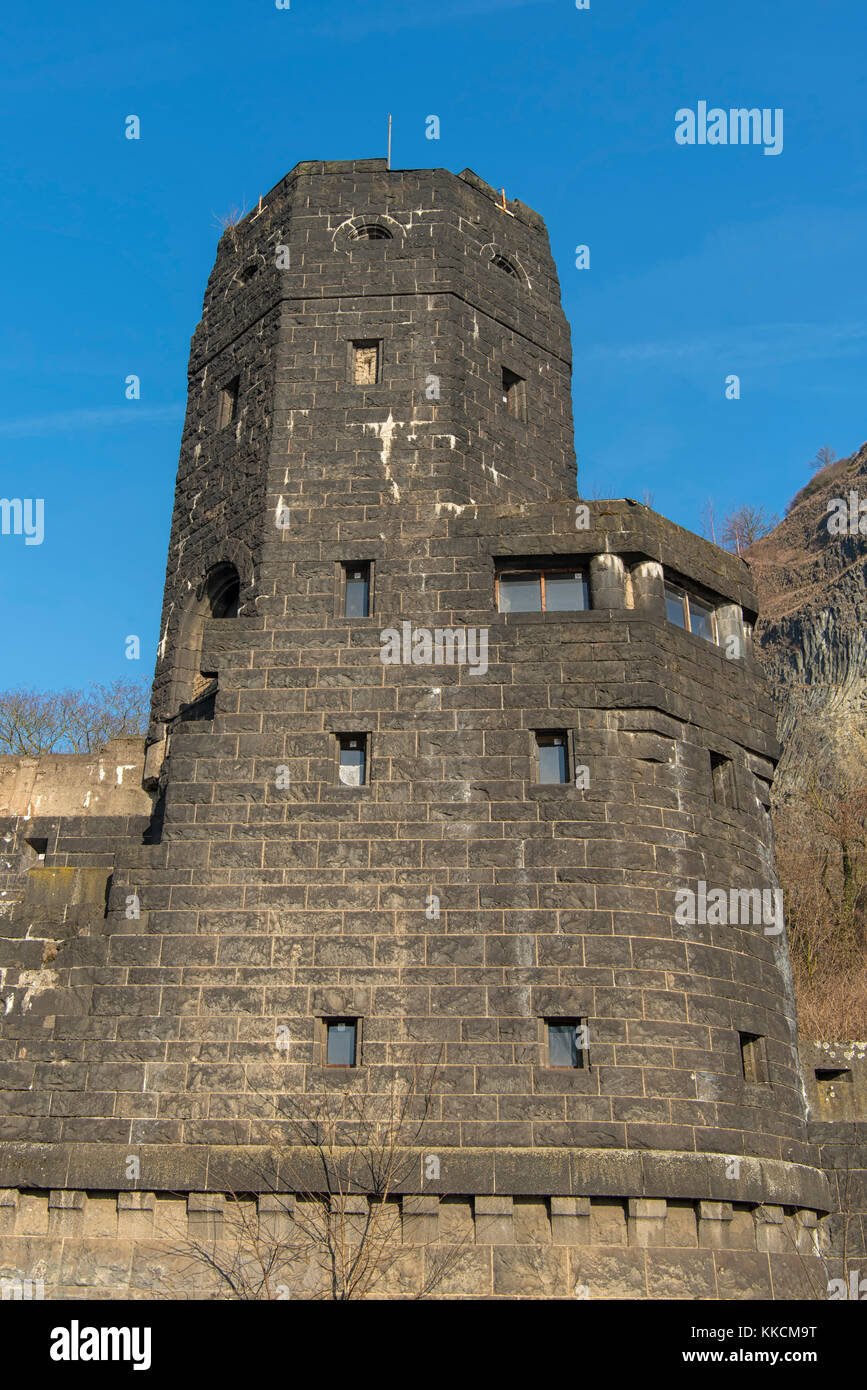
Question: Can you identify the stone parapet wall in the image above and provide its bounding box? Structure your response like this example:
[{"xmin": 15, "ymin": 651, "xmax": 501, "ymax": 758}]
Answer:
[
  {"xmin": 0, "ymin": 1187, "xmax": 830, "ymax": 1300},
  {"xmin": 0, "ymin": 739, "xmax": 149, "ymax": 819}
]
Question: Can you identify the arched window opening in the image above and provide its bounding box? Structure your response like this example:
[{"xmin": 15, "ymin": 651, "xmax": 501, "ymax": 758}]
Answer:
[
  {"xmin": 205, "ymin": 566, "xmax": 241, "ymax": 618},
  {"xmin": 351, "ymin": 223, "xmax": 392, "ymax": 241},
  {"xmin": 169, "ymin": 562, "xmax": 243, "ymax": 720},
  {"xmin": 491, "ymin": 253, "xmax": 519, "ymax": 279}
]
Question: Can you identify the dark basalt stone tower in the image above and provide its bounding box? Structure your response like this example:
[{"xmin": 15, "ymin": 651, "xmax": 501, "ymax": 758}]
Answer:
[{"xmin": 0, "ymin": 160, "xmax": 834, "ymax": 1298}]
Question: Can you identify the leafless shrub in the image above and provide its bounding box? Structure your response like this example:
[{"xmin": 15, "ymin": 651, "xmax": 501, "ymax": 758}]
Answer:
[{"xmin": 212, "ymin": 203, "xmax": 249, "ymax": 249}]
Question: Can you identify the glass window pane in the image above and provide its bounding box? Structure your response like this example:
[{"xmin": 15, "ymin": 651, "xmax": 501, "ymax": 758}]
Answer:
[
  {"xmin": 339, "ymin": 740, "xmax": 366, "ymax": 786},
  {"xmin": 327, "ymin": 1021, "xmax": 356, "ymax": 1066},
  {"xmin": 665, "ymin": 585, "xmax": 687, "ymax": 628},
  {"xmin": 688, "ymin": 595, "xmax": 715, "ymax": 642},
  {"xmin": 544, "ymin": 572, "xmax": 589, "ymax": 611},
  {"xmin": 499, "ymin": 573, "xmax": 541, "ymax": 612},
  {"xmin": 548, "ymin": 1022, "xmax": 579, "ymax": 1068},
  {"xmin": 345, "ymin": 570, "xmax": 369, "ymax": 617},
  {"xmin": 538, "ymin": 739, "xmax": 567, "ymax": 784}
]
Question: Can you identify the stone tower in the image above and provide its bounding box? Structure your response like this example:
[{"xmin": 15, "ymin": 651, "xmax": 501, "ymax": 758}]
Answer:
[{"xmin": 0, "ymin": 160, "xmax": 837, "ymax": 1298}]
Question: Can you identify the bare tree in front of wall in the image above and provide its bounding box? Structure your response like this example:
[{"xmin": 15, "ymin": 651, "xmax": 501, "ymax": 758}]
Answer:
[
  {"xmin": 167, "ymin": 1057, "xmax": 468, "ymax": 1300},
  {"xmin": 0, "ymin": 679, "xmax": 150, "ymax": 756}
]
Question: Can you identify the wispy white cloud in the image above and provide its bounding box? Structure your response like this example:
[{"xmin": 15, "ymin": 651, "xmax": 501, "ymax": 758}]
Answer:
[
  {"xmin": 312, "ymin": 0, "xmax": 551, "ymax": 39},
  {"xmin": 0, "ymin": 404, "xmax": 184, "ymax": 439},
  {"xmin": 582, "ymin": 322, "xmax": 867, "ymax": 372}
]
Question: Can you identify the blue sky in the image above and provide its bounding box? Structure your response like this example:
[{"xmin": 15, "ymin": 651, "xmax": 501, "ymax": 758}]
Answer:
[{"xmin": 0, "ymin": 0, "xmax": 864, "ymax": 691}]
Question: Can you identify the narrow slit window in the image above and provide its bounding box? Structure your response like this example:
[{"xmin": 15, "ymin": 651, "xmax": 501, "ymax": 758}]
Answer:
[
  {"xmin": 815, "ymin": 1068, "xmax": 852, "ymax": 1098},
  {"xmin": 352, "ymin": 340, "xmax": 381, "ymax": 386},
  {"xmin": 502, "ymin": 368, "xmax": 527, "ymax": 421},
  {"xmin": 739, "ymin": 1032, "xmax": 768, "ymax": 1085},
  {"xmin": 344, "ymin": 563, "xmax": 371, "ymax": 618},
  {"xmin": 536, "ymin": 732, "xmax": 569, "ymax": 785},
  {"xmin": 217, "ymin": 376, "xmax": 240, "ymax": 429},
  {"xmin": 547, "ymin": 1019, "xmax": 588, "ymax": 1069},
  {"xmin": 338, "ymin": 734, "xmax": 367, "ymax": 787},
  {"xmin": 710, "ymin": 752, "xmax": 736, "ymax": 809},
  {"xmin": 326, "ymin": 1019, "xmax": 358, "ymax": 1067}
]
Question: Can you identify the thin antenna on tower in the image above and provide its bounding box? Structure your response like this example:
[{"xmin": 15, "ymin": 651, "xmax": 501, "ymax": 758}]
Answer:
[{"xmin": 387, "ymin": 114, "xmax": 392, "ymax": 169}]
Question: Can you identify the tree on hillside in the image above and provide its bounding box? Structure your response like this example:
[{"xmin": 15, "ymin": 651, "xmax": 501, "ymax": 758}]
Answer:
[
  {"xmin": 811, "ymin": 446, "xmax": 838, "ymax": 473},
  {"xmin": 700, "ymin": 498, "xmax": 719, "ymax": 545},
  {"xmin": 720, "ymin": 504, "xmax": 778, "ymax": 554},
  {"xmin": 0, "ymin": 680, "xmax": 149, "ymax": 756}
]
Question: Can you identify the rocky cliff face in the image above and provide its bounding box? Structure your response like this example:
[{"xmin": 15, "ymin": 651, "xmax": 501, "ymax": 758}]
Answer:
[{"xmin": 748, "ymin": 442, "xmax": 867, "ymax": 798}]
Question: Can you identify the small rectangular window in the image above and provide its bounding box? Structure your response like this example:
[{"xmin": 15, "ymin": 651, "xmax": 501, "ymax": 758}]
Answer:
[
  {"xmin": 497, "ymin": 568, "xmax": 589, "ymax": 614},
  {"xmin": 351, "ymin": 340, "xmax": 381, "ymax": 385},
  {"xmin": 739, "ymin": 1032, "xmax": 768, "ymax": 1085},
  {"xmin": 815, "ymin": 1067, "xmax": 852, "ymax": 1085},
  {"xmin": 536, "ymin": 732, "xmax": 569, "ymax": 784},
  {"xmin": 502, "ymin": 367, "xmax": 527, "ymax": 421},
  {"xmin": 544, "ymin": 571, "xmax": 589, "ymax": 612},
  {"xmin": 665, "ymin": 581, "xmax": 718, "ymax": 644},
  {"xmin": 338, "ymin": 734, "xmax": 367, "ymax": 786},
  {"xmin": 710, "ymin": 752, "xmax": 736, "ymax": 809},
  {"xmin": 344, "ymin": 563, "xmax": 370, "ymax": 618},
  {"xmin": 218, "ymin": 376, "xmax": 240, "ymax": 428},
  {"xmin": 547, "ymin": 1019, "xmax": 588, "ymax": 1069},
  {"xmin": 326, "ymin": 1019, "xmax": 358, "ymax": 1067},
  {"xmin": 688, "ymin": 594, "xmax": 716, "ymax": 643}
]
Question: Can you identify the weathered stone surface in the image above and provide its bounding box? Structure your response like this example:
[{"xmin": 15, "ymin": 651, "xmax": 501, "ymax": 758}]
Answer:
[{"xmin": 0, "ymin": 157, "xmax": 854, "ymax": 1299}]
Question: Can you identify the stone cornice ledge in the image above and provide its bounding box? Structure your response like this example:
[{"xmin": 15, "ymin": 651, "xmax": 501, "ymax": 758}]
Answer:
[{"xmin": 0, "ymin": 1144, "xmax": 833, "ymax": 1213}]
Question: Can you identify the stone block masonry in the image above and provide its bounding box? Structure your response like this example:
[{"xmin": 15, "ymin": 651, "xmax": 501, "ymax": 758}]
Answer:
[{"xmin": 0, "ymin": 159, "xmax": 852, "ymax": 1298}]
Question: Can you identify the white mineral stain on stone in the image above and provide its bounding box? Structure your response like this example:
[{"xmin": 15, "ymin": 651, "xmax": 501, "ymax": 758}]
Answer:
[
  {"xmin": 435, "ymin": 501, "xmax": 477, "ymax": 517},
  {"xmin": 16, "ymin": 969, "xmax": 58, "ymax": 1014},
  {"xmin": 360, "ymin": 414, "xmax": 400, "ymax": 500}
]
